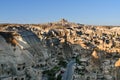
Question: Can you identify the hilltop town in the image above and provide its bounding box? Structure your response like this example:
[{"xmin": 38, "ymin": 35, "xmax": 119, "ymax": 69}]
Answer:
[{"xmin": 0, "ymin": 19, "xmax": 120, "ymax": 80}]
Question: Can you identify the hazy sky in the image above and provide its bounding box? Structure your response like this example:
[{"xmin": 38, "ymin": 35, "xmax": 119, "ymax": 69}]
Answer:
[{"xmin": 0, "ymin": 0, "xmax": 120, "ymax": 25}]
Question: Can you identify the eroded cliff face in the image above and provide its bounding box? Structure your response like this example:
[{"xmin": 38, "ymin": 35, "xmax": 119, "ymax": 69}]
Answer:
[
  {"xmin": 0, "ymin": 19, "xmax": 120, "ymax": 80},
  {"xmin": 0, "ymin": 31, "xmax": 44, "ymax": 80}
]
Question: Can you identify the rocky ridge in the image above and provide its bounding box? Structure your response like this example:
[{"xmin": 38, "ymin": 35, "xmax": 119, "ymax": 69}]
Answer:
[{"xmin": 0, "ymin": 19, "xmax": 120, "ymax": 80}]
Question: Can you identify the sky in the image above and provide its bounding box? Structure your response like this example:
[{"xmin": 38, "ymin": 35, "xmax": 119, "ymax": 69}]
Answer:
[{"xmin": 0, "ymin": 0, "xmax": 120, "ymax": 25}]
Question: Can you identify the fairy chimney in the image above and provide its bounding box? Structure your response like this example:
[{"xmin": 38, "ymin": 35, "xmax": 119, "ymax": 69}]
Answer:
[
  {"xmin": 115, "ymin": 58, "xmax": 120, "ymax": 67},
  {"xmin": 92, "ymin": 50, "xmax": 99, "ymax": 59}
]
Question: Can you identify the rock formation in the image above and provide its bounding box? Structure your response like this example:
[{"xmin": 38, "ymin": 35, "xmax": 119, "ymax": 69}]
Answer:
[{"xmin": 0, "ymin": 20, "xmax": 120, "ymax": 80}]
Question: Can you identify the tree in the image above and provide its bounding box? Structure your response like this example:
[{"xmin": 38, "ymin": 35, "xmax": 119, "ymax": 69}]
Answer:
[
  {"xmin": 58, "ymin": 60, "xmax": 67, "ymax": 68},
  {"xmin": 56, "ymin": 74, "xmax": 62, "ymax": 80}
]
